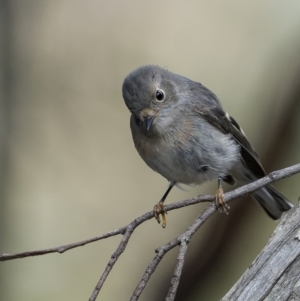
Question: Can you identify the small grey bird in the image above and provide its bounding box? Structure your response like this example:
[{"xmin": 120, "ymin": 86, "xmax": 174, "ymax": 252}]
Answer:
[{"xmin": 122, "ymin": 65, "xmax": 293, "ymax": 227}]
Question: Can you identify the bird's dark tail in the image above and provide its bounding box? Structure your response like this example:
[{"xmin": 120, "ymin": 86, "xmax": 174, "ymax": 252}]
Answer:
[{"xmin": 252, "ymin": 185, "xmax": 293, "ymax": 219}]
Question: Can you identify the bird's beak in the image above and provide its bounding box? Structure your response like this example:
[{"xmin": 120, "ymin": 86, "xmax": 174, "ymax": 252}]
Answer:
[
  {"xmin": 144, "ymin": 115, "xmax": 154, "ymax": 131},
  {"xmin": 139, "ymin": 108, "xmax": 156, "ymax": 131}
]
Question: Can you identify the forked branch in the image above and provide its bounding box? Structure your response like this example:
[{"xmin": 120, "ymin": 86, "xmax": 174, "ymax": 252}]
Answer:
[{"xmin": 1, "ymin": 163, "xmax": 300, "ymax": 301}]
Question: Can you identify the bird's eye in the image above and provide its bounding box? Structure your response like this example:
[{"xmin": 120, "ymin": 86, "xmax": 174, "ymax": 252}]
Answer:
[{"xmin": 155, "ymin": 89, "xmax": 165, "ymax": 102}]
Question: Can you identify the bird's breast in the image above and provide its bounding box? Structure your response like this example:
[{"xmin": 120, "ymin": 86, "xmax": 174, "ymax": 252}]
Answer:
[{"xmin": 130, "ymin": 114, "xmax": 240, "ymax": 185}]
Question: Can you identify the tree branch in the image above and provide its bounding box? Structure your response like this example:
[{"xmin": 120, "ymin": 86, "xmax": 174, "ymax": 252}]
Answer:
[
  {"xmin": 166, "ymin": 239, "xmax": 188, "ymax": 301},
  {"xmin": 221, "ymin": 200, "xmax": 300, "ymax": 301},
  {"xmin": 1, "ymin": 163, "xmax": 300, "ymax": 301},
  {"xmin": 129, "ymin": 204, "xmax": 216, "ymax": 301}
]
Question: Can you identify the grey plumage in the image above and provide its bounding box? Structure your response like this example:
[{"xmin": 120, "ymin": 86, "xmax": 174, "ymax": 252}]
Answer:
[{"xmin": 122, "ymin": 65, "xmax": 293, "ymax": 219}]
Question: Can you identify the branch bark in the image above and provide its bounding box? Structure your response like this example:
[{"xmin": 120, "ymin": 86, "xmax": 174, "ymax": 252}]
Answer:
[
  {"xmin": 1, "ymin": 163, "xmax": 300, "ymax": 301},
  {"xmin": 221, "ymin": 200, "xmax": 300, "ymax": 301}
]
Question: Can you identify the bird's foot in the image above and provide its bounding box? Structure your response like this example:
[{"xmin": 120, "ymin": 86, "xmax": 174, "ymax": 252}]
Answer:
[
  {"xmin": 154, "ymin": 201, "xmax": 167, "ymax": 228},
  {"xmin": 215, "ymin": 186, "xmax": 230, "ymax": 214}
]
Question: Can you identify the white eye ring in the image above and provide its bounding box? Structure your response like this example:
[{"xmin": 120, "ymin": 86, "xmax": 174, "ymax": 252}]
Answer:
[{"xmin": 155, "ymin": 89, "xmax": 165, "ymax": 102}]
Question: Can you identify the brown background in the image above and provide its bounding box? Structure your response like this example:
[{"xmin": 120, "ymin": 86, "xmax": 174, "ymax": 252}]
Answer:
[{"xmin": 1, "ymin": 1, "xmax": 300, "ymax": 300}]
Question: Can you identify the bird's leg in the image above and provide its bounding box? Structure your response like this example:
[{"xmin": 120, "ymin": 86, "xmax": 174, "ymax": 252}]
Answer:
[
  {"xmin": 215, "ymin": 176, "xmax": 230, "ymax": 214},
  {"xmin": 154, "ymin": 182, "xmax": 175, "ymax": 228}
]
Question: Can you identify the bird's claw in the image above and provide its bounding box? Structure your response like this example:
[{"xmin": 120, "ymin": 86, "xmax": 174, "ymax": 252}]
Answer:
[
  {"xmin": 215, "ymin": 186, "xmax": 230, "ymax": 214},
  {"xmin": 154, "ymin": 201, "xmax": 167, "ymax": 228}
]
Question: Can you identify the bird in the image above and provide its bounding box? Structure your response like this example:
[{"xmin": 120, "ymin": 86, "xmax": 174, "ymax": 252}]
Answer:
[{"xmin": 122, "ymin": 65, "xmax": 293, "ymax": 227}]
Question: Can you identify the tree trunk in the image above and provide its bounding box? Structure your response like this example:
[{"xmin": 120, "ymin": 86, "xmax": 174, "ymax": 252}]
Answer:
[{"xmin": 221, "ymin": 202, "xmax": 300, "ymax": 301}]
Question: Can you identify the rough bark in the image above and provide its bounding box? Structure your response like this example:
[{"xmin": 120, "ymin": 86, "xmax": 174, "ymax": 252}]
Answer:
[{"xmin": 221, "ymin": 202, "xmax": 300, "ymax": 301}]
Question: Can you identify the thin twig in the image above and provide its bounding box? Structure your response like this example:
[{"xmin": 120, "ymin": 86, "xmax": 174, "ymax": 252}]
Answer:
[
  {"xmin": 89, "ymin": 224, "xmax": 136, "ymax": 301},
  {"xmin": 130, "ymin": 237, "xmax": 180, "ymax": 301},
  {"xmin": 1, "ymin": 163, "xmax": 300, "ymax": 301},
  {"xmin": 128, "ymin": 163, "xmax": 300, "ymax": 300},
  {"xmin": 166, "ymin": 239, "xmax": 188, "ymax": 301},
  {"xmin": 0, "ymin": 227, "xmax": 127, "ymax": 260},
  {"xmin": 2, "ymin": 163, "xmax": 298, "ymax": 262},
  {"xmin": 0, "ymin": 197, "xmax": 212, "ymax": 262},
  {"xmin": 130, "ymin": 203, "xmax": 218, "ymax": 300}
]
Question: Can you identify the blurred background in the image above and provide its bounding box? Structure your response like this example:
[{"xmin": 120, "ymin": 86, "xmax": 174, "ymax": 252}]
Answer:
[{"xmin": 1, "ymin": 1, "xmax": 300, "ymax": 300}]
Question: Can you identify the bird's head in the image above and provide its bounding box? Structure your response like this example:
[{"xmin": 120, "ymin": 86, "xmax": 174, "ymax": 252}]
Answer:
[{"xmin": 122, "ymin": 65, "xmax": 179, "ymax": 133}]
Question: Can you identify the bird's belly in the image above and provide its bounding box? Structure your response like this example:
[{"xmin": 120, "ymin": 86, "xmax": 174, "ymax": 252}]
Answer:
[
  {"xmin": 134, "ymin": 126, "xmax": 240, "ymax": 185},
  {"xmin": 142, "ymin": 143, "xmax": 238, "ymax": 185},
  {"xmin": 144, "ymin": 151, "xmax": 218, "ymax": 184}
]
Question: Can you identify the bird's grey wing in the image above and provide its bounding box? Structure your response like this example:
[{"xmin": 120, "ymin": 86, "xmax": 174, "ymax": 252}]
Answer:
[{"xmin": 194, "ymin": 98, "xmax": 266, "ymax": 179}]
